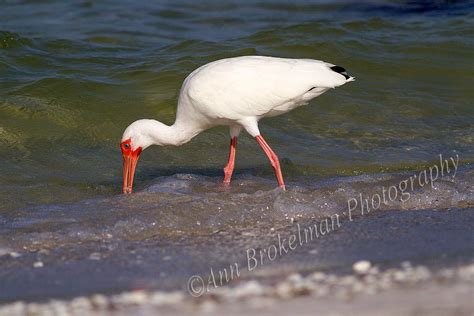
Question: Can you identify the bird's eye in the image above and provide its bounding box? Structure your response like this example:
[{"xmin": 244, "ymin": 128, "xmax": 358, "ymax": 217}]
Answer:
[{"xmin": 124, "ymin": 143, "xmax": 130, "ymax": 149}]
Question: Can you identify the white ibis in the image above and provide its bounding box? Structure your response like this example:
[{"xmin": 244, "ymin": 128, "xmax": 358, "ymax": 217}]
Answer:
[{"xmin": 121, "ymin": 56, "xmax": 354, "ymax": 194}]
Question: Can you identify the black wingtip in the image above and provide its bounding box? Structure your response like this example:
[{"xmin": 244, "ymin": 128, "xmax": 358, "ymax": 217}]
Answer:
[{"xmin": 330, "ymin": 65, "xmax": 350, "ymax": 80}]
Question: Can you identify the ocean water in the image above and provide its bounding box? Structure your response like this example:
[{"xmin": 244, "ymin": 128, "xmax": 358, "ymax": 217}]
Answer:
[{"xmin": 0, "ymin": 0, "xmax": 473, "ymax": 302}]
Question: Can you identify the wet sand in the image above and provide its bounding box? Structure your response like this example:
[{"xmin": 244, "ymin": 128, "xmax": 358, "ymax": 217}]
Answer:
[
  {"xmin": 0, "ymin": 243, "xmax": 473, "ymax": 316},
  {"xmin": 1, "ymin": 205, "xmax": 473, "ymax": 314}
]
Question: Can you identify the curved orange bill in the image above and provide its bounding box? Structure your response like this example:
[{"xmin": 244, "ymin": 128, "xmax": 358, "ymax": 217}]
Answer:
[{"xmin": 122, "ymin": 152, "xmax": 140, "ymax": 194}]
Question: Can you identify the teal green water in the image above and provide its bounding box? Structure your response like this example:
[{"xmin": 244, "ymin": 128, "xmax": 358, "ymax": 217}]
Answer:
[{"xmin": 0, "ymin": 1, "xmax": 473, "ymax": 213}]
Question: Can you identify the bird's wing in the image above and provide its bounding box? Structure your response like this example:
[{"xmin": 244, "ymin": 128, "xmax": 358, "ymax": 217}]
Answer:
[{"xmin": 182, "ymin": 56, "xmax": 349, "ymax": 120}]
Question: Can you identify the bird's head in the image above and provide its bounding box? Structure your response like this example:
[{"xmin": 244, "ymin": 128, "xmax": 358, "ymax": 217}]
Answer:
[{"xmin": 120, "ymin": 120, "xmax": 155, "ymax": 194}]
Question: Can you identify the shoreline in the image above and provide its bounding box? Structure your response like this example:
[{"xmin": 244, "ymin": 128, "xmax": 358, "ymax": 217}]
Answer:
[{"xmin": 1, "ymin": 260, "xmax": 473, "ymax": 315}]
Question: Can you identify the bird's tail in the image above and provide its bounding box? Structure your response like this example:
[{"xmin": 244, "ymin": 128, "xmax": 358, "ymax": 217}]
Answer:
[{"xmin": 330, "ymin": 65, "xmax": 355, "ymax": 82}]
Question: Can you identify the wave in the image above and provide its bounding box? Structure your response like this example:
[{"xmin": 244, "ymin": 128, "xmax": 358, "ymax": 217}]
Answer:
[{"xmin": 3, "ymin": 164, "xmax": 472, "ymax": 251}]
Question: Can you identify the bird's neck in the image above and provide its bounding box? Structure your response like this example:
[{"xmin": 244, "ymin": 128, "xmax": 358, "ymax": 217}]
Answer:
[{"xmin": 148, "ymin": 119, "xmax": 202, "ymax": 146}]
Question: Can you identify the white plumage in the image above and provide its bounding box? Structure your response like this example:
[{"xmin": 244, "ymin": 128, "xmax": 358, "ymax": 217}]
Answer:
[{"xmin": 121, "ymin": 56, "xmax": 354, "ymax": 194}]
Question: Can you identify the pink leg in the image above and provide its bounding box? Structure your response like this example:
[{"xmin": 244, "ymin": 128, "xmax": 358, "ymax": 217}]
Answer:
[
  {"xmin": 223, "ymin": 137, "xmax": 237, "ymax": 184},
  {"xmin": 255, "ymin": 135, "xmax": 286, "ymax": 190}
]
